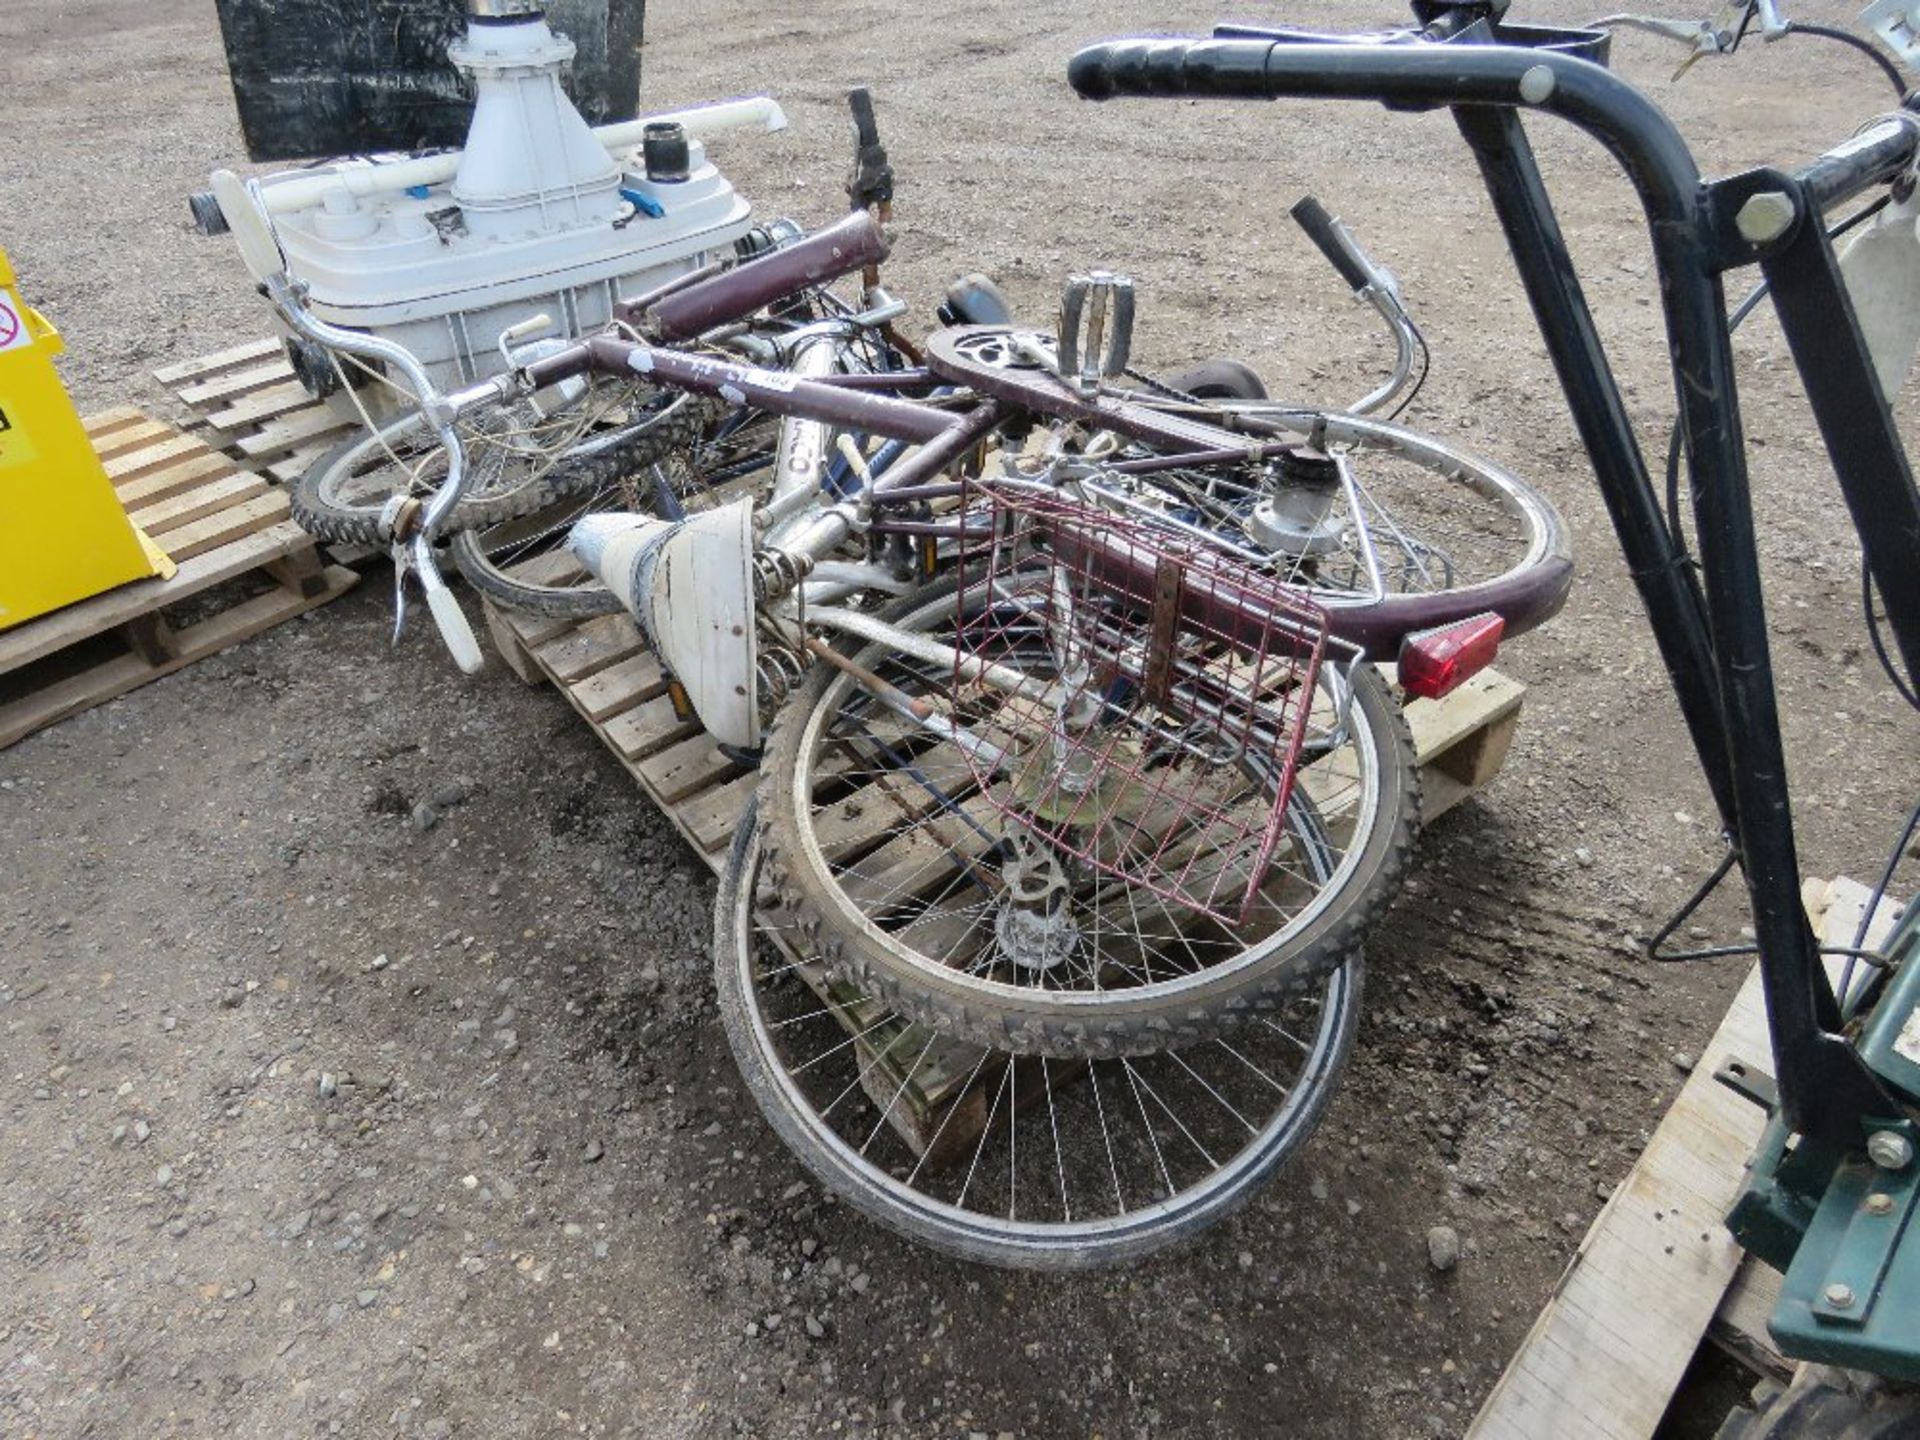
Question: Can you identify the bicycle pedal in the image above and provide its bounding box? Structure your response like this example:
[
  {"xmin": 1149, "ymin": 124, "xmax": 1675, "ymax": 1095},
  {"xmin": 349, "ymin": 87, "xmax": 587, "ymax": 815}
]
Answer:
[{"xmin": 1056, "ymin": 270, "xmax": 1136, "ymax": 395}]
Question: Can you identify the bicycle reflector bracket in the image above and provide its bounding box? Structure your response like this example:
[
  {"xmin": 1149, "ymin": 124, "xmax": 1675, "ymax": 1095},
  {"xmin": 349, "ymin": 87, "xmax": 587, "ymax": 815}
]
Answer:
[
  {"xmin": 1398, "ymin": 611, "xmax": 1505, "ymax": 701},
  {"xmin": 953, "ymin": 483, "xmax": 1330, "ymax": 928}
]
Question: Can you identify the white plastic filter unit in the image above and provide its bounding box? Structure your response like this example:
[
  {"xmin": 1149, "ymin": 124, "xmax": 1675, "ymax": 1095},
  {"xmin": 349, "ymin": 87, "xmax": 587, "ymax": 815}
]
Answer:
[{"xmin": 230, "ymin": 8, "xmax": 777, "ymax": 395}]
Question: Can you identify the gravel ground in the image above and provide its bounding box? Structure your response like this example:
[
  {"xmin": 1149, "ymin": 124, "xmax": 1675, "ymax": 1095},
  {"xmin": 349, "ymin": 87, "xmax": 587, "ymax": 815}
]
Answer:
[{"xmin": 3, "ymin": 2, "xmax": 1917, "ymax": 1437}]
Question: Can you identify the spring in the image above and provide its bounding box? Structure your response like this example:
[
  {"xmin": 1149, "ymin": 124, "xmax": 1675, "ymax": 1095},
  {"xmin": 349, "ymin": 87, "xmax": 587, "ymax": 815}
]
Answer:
[
  {"xmin": 753, "ymin": 549, "xmax": 812, "ymax": 603},
  {"xmin": 755, "ymin": 643, "xmax": 808, "ymax": 716}
]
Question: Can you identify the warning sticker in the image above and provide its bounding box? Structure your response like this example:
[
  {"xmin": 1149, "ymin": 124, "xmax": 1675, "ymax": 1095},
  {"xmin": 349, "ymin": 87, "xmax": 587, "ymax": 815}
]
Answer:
[{"xmin": 0, "ymin": 291, "xmax": 31, "ymax": 353}]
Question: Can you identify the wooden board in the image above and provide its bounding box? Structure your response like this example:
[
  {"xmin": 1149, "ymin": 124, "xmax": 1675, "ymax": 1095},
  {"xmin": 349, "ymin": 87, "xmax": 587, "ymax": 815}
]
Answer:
[
  {"xmin": 0, "ymin": 409, "xmax": 357, "ymax": 748},
  {"xmin": 153, "ymin": 340, "xmax": 376, "ymax": 567},
  {"xmin": 151, "ymin": 340, "xmax": 355, "ymax": 475},
  {"xmin": 1466, "ymin": 876, "xmax": 1904, "ymax": 1440},
  {"xmin": 1395, "ymin": 666, "xmax": 1526, "ymax": 823}
]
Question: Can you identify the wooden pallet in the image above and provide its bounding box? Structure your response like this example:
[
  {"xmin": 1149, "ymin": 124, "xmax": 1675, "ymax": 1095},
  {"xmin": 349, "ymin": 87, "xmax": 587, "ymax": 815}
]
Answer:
[
  {"xmin": 483, "ymin": 589, "xmax": 1528, "ymax": 874},
  {"xmin": 1466, "ymin": 876, "xmax": 1904, "ymax": 1440},
  {"xmin": 152, "ymin": 337, "xmax": 358, "ymax": 487},
  {"xmin": 0, "ymin": 409, "xmax": 358, "ymax": 749},
  {"xmin": 485, "ymin": 584, "xmax": 1529, "ymax": 1157}
]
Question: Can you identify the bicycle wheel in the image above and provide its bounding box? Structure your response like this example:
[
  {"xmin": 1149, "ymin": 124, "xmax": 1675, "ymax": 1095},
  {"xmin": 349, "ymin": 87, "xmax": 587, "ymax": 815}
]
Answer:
[
  {"xmin": 756, "ymin": 572, "xmax": 1418, "ymax": 1058},
  {"xmin": 1106, "ymin": 403, "xmax": 1573, "ymax": 656},
  {"xmin": 291, "ymin": 385, "xmax": 698, "ymax": 548},
  {"xmin": 717, "ymin": 796, "xmax": 1365, "ymax": 1269},
  {"xmin": 924, "ymin": 328, "xmax": 1570, "ymax": 654},
  {"xmin": 450, "ymin": 403, "xmax": 777, "ymax": 618}
]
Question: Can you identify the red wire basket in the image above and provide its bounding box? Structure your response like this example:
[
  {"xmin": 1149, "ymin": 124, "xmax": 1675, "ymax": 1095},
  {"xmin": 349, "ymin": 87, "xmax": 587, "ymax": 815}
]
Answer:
[{"xmin": 950, "ymin": 483, "xmax": 1331, "ymax": 928}]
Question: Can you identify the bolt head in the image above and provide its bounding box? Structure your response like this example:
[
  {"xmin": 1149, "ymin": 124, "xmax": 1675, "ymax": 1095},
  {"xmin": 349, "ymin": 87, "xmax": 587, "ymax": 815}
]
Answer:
[
  {"xmin": 1735, "ymin": 190, "xmax": 1797, "ymax": 245},
  {"xmin": 1867, "ymin": 1130, "xmax": 1915, "ymax": 1171},
  {"xmin": 1824, "ymin": 1282, "xmax": 1857, "ymax": 1309},
  {"xmin": 1866, "ymin": 1193, "xmax": 1896, "ymax": 1217}
]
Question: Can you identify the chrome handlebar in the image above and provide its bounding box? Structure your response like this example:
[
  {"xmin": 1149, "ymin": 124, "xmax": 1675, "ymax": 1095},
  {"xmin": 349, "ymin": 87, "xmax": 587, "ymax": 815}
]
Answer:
[{"xmin": 262, "ymin": 273, "xmax": 504, "ymax": 674}]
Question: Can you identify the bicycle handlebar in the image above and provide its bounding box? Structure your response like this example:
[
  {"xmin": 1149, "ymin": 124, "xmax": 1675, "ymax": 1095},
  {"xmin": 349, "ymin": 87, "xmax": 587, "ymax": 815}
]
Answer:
[
  {"xmin": 643, "ymin": 209, "xmax": 890, "ymax": 341},
  {"xmin": 1289, "ymin": 196, "xmax": 1374, "ymax": 293}
]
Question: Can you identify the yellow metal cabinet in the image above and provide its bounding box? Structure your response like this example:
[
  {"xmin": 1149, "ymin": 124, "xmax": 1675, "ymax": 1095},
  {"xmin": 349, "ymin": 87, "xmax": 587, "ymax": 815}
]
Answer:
[{"xmin": 0, "ymin": 247, "xmax": 169, "ymax": 632}]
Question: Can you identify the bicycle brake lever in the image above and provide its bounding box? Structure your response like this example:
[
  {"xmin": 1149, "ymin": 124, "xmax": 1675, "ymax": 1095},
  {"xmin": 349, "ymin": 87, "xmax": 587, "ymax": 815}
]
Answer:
[
  {"xmin": 390, "ymin": 541, "xmax": 412, "ymax": 647},
  {"xmin": 387, "ymin": 535, "xmax": 485, "ymax": 676}
]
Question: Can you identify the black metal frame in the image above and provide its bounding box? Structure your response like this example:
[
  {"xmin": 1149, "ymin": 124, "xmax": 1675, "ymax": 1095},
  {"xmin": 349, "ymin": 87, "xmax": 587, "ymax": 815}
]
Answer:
[{"xmin": 1069, "ymin": 18, "xmax": 1920, "ymax": 1141}]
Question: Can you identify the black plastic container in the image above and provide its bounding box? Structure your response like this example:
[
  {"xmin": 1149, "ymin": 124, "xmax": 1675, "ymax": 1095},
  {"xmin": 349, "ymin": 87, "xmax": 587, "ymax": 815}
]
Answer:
[{"xmin": 211, "ymin": 0, "xmax": 648, "ymax": 162}]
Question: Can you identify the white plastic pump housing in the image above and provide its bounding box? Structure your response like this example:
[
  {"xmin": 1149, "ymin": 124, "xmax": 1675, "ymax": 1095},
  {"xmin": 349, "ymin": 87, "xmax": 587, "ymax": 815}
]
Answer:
[
  {"xmin": 446, "ymin": 18, "xmax": 621, "ymax": 240},
  {"xmin": 251, "ymin": 7, "xmax": 757, "ymax": 396}
]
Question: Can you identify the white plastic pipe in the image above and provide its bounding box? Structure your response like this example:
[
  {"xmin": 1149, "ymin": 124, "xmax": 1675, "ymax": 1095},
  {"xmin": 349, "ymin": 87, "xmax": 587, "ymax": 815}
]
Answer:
[{"xmin": 245, "ymin": 96, "xmax": 789, "ymax": 217}]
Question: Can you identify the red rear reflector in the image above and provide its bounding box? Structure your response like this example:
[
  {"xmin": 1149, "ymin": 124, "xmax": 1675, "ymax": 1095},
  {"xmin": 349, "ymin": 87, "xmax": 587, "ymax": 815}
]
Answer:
[{"xmin": 1398, "ymin": 612, "xmax": 1505, "ymax": 701}]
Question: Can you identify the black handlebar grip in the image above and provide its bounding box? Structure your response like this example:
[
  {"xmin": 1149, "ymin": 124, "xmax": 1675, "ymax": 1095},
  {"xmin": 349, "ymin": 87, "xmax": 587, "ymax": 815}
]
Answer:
[
  {"xmin": 647, "ymin": 210, "xmax": 891, "ymax": 341},
  {"xmin": 1289, "ymin": 196, "xmax": 1373, "ymax": 293},
  {"xmin": 848, "ymin": 86, "xmax": 882, "ymax": 151},
  {"xmin": 1067, "ymin": 39, "xmax": 1280, "ymax": 102},
  {"xmin": 845, "ymin": 86, "xmax": 894, "ymax": 209}
]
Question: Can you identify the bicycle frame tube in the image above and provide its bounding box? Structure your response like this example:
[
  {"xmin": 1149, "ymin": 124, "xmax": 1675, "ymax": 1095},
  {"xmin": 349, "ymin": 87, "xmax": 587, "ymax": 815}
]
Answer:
[{"xmin": 1068, "ymin": 36, "xmax": 1919, "ymax": 1140}]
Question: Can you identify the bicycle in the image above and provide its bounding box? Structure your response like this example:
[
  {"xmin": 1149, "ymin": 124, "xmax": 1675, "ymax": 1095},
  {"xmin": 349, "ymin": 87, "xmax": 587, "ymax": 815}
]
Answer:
[
  {"xmin": 1072, "ymin": 0, "xmax": 1920, "ymax": 1409},
  {"xmin": 216, "ymin": 83, "xmax": 1580, "ymax": 1262}
]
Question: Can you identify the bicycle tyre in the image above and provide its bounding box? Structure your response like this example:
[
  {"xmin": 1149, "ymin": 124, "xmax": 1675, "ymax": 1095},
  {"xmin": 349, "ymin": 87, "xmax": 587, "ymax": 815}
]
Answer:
[
  {"xmin": 290, "ymin": 397, "xmax": 715, "ymax": 547},
  {"xmin": 756, "ymin": 574, "xmax": 1419, "ymax": 1059},
  {"xmin": 715, "ymin": 794, "xmax": 1366, "ymax": 1269},
  {"xmin": 448, "ymin": 405, "xmax": 781, "ymax": 618},
  {"xmin": 1119, "ymin": 407, "xmax": 1575, "ymax": 657}
]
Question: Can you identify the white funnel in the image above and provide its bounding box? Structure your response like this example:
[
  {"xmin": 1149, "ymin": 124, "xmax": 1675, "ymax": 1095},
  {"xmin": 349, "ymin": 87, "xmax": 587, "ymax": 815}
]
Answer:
[
  {"xmin": 570, "ymin": 501, "xmax": 761, "ymax": 749},
  {"xmin": 448, "ymin": 10, "xmax": 623, "ymax": 241}
]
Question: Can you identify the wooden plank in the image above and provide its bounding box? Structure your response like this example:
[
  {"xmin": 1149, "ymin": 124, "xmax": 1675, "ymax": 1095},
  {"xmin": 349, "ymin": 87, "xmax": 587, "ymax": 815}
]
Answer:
[
  {"xmin": 126, "ymin": 473, "xmax": 271, "ymax": 539},
  {"xmin": 179, "ymin": 359, "xmax": 295, "ymax": 411},
  {"xmin": 569, "ymin": 650, "xmax": 665, "ymax": 722},
  {"xmin": 237, "ymin": 404, "xmax": 354, "ymax": 461},
  {"xmin": 680, "ymin": 771, "xmax": 759, "ymax": 853},
  {"xmin": 82, "ymin": 406, "xmax": 149, "ymax": 437},
  {"xmin": 89, "ymin": 419, "xmax": 177, "ymax": 461},
  {"xmin": 601, "ymin": 694, "xmax": 697, "ymax": 762},
  {"xmin": 485, "ymin": 602, "xmax": 545, "ymax": 685},
  {"xmin": 534, "ymin": 613, "xmax": 646, "ymax": 685},
  {"xmin": 156, "ymin": 491, "xmax": 291, "ymax": 564},
  {"xmin": 264, "ymin": 434, "xmax": 351, "ymax": 486},
  {"xmin": 635, "ymin": 732, "xmax": 740, "ymax": 807},
  {"xmin": 1465, "ymin": 889, "xmax": 1869, "ymax": 1440},
  {"xmin": 1404, "ymin": 669, "xmax": 1523, "ymax": 759},
  {"xmin": 1711, "ymin": 1261, "xmax": 1792, "ymax": 1381},
  {"xmin": 0, "ymin": 519, "xmax": 311, "ymax": 673},
  {"xmin": 205, "ymin": 377, "xmax": 318, "ymax": 433},
  {"xmin": 114, "ymin": 450, "xmax": 237, "ymax": 510},
  {"xmin": 152, "ymin": 336, "xmax": 282, "ymax": 387},
  {"xmin": 1467, "ymin": 969, "xmax": 1771, "ymax": 1438},
  {"xmin": 105, "ymin": 433, "xmax": 209, "ymax": 483},
  {"xmin": 0, "ymin": 565, "xmax": 357, "ymax": 749}
]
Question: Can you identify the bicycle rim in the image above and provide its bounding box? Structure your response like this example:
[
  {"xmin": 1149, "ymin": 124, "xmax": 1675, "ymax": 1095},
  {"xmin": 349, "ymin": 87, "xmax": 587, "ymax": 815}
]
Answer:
[
  {"xmin": 757, "ymin": 577, "xmax": 1414, "ymax": 1057},
  {"xmin": 452, "ymin": 408, "xmax": 783, "ymax": 615},
  {"xmin": 1108, "ymin": 406, "xmax": 1569, "ymax": 630},
  {"xmin": 718, "ymin": 800, "xmax": 1363, "ymax": 1269}
]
